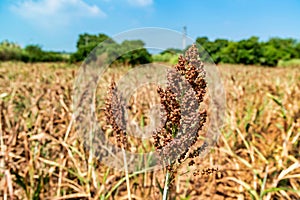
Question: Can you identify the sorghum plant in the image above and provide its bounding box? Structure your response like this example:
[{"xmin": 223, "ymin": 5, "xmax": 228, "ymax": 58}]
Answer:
[
  {"xmin": 153, "ymin": 44, "xmax": 209, "ymax": 199},
  {"xmin": 104, "ymin": 80, "xmax": 132, "ymax": 200},
  {"xmin": 103, "ymin": 44, "xmax": 211, "ymax": 199},
  {"xmin": 105, "ymin": 81, "xmax": 129, "ymax": 149}
]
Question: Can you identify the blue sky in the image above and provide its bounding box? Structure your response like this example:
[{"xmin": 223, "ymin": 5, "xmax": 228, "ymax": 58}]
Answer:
[{"xmin": 1, "ymin": 0, "xmax": 300, "ymax": 52}]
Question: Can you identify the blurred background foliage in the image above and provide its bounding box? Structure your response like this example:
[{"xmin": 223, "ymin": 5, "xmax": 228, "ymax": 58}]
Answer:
[
  {"xmin": 0, "ymin": 40, "xmax": 68, "ymax": 63},
  {"xmin": 69, "ymin": 33, "xmax": 152, "ymax": 66},
  {"xmin": 196, "ymin": 36, "xmax": 300, "ymax": 66},
  {"xmin": 1, "ymin": 33, "xmax": 300, "ymax": 67}
]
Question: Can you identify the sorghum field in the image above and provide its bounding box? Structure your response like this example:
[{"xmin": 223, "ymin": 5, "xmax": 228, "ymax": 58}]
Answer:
[{"xmin": 0, "ymin": 61, "xmax": 299, "ymax": 200}]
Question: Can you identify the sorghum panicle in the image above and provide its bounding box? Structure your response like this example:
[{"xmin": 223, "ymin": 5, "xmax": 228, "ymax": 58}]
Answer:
[
  {"xmin": 105, "ymin": 81, "xmax": 129, "ymax": 149},
  {"xmin": 153, "ymin": 44, "xmax": 208, "ymax": 169}
]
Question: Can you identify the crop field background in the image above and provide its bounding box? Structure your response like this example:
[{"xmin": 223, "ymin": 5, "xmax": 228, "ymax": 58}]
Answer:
[{"xmin": 0, "ymin": 62, "xmax": 299, "ymax": 199}]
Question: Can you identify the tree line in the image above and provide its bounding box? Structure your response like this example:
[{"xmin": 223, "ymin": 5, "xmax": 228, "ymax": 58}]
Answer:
[
  {"xmin": 69, "ymin": 33, "xmax": 152, "ymax": 66},
  {"xmin": 0, "ymin": 41, "xmax": 68, "ymax": 62},
  {"xmin": 1, "ymin": 33, "xmax": 300, "ymax": 67},
  {"xmin": 196, "ymin": 36, "xmax": 300, "ymax": 66}
]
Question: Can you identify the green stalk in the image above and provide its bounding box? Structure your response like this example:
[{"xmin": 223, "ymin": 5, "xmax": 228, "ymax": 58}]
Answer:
[
  {"xmin": 122, "ymin": 148, "xmax": 132, "ymax": 200},
  {"xmin": 162, "ymin": 171, "xmax": 170, "ymax": 200}
]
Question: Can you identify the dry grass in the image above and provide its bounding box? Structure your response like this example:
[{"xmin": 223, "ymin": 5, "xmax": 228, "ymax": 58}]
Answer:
[{"xmin": 0, "ymin": 61, "xmax": 299, "ymax": 199}]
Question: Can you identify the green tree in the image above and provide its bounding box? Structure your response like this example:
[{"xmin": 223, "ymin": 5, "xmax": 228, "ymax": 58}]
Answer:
[
  {"xmin": 260, "ymin": 44, "xmax": 282, "ymax": 66},
  {"xmin": 160, "ymin": 48, "xmax": 182, "ymax": 55},
  {"xmin": 258, "ymin": 38, "xmax": 297, "ymax": 66},
  {"xmin": 23, "ymin": 45, "xmax": 65, "ymax": 62},
  {"xmin": 207, "ymin": 39, "xmax": 229, "ymax": 63},
  {"xmin": 70, "ymin": 33, "xmax": 113, "ymax": 62},
  {"xmin": 119, "ymin": 40, "xmax": 152, "ymax": 66},
  {"xmin": 196, "ymin": 37, "xmax": 209, "ymax": 46},
  {"xmin": 196, "ymin": 37, "xmax": 230, "ymax": 64},
  {"xmin": 195, "ymin": 36, "xmax": 300, "ymax": 66},
  {"xmin": 236, "ymin": 36, "xmax": 261, "ymax": 65},
  {"xmin": 24, "ymin": 45, "xmax": 43, "ymax": 62},
  {"xmin": 218, "ymin": 41, "xmax": 239, "ymax": 64},
  {"xmin": 294, "ymin": 42, "xmax": 300, "ymax": 58}
]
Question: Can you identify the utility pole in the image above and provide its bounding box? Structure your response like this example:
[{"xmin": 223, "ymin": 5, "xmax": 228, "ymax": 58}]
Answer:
[{"xmin": 182, "ymin": 26, "xmax": 187, "ymax": 50}]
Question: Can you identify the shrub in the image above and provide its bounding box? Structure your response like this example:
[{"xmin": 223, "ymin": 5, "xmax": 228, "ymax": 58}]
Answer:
[
  {"xmin": 152, "ymin": 53, "xmax": 179, "ymax": 64},
  {"xmin": 0, "ymin": 41, "xmax": 23, "ymax": 61},
  {"xmin": 277, "ymin": 59, "xmax": 300, "ymax": 67}
]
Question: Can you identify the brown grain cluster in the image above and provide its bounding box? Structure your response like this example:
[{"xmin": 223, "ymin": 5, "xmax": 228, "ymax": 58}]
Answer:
[
  {"xmin": 153, "ymin": 44, "xmax": 208, "ymax": 170},
  {"xmin": 105, "ymin": 81, "xmax": 129, "ymax": 149}
]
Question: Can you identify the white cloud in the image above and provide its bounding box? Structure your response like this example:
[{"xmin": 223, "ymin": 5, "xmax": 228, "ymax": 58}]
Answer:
[
  {"xmin": 127, "ymin": 0, "xmax": 153, "ymax": 7},
  {"xmin": 11, "ymin": 0, "xmax": 106, "ymax": 28}
]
